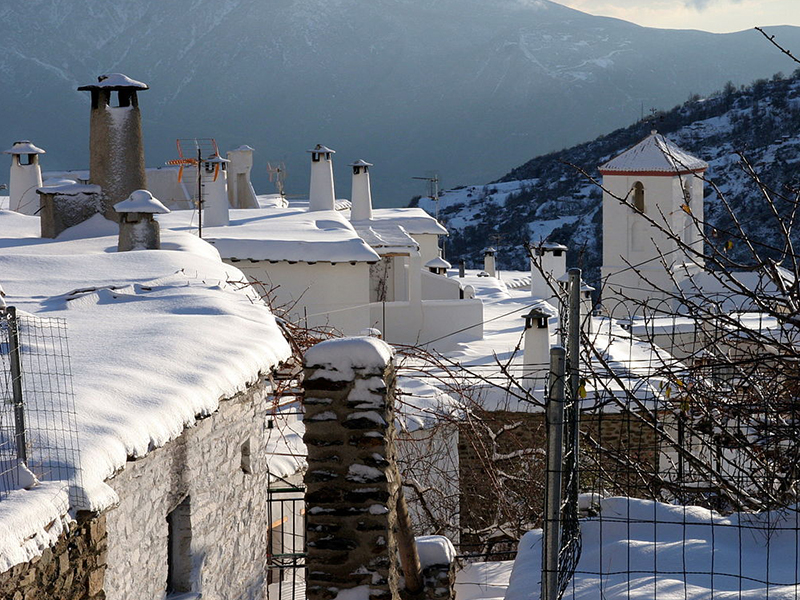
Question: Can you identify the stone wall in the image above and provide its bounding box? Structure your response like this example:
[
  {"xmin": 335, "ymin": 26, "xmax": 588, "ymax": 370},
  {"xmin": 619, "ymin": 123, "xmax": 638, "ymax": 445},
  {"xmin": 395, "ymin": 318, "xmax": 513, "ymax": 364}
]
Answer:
[
  {"xmin": 303, "ymin": 338, "xmax": 402, "ymax": 600},
  {"xmin": 458, "ymin": 408, "xmax": 662, "ymax": 548},
  {"xmin": 103, "ymin": 375, "xmax": 297, "ymax": 600},
  {"xmin": 0, "ymin": 511, "xmax": 108, "ymax": 600}
]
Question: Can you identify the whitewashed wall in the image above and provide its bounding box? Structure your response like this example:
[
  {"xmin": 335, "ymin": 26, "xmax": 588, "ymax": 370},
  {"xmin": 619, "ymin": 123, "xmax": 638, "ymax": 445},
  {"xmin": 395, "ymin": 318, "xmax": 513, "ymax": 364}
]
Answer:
[{"xmin": 104, "ymin": 378, "xmax": 300, "ymax": 600}]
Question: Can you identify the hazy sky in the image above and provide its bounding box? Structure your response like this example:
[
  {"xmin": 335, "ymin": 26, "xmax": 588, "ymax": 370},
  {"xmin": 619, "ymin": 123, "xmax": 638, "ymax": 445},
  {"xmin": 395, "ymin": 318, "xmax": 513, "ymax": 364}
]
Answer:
[{"xmin": 553, "ymin": 0, "xmax": 800, "ymax": 33}]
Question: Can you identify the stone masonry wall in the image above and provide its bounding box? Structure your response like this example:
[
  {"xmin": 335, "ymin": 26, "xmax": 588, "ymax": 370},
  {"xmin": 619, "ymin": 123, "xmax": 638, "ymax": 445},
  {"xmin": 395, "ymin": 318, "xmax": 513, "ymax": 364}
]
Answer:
[
  {"xmin": 0, "ymin": 511, "xmax": 108, "ymax": 600},
  {"xmin": 458, "ymin": 409, "xmax": 662, "ymax": 547},
  {"xmin": 103, "ymin": 375, "xmax": 294, "ymax": 600},
  {"xmin": 303, "ymin": 338, "xmax": 402, "ymax": 600}
]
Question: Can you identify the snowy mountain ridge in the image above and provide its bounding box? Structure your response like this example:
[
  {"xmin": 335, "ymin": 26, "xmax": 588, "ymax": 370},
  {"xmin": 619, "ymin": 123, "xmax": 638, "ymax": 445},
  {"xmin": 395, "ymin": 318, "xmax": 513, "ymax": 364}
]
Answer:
[
  {"xmin": 422, "ymin": 73, "xmax": 800, "ymax": 285},
  {"xmin": 3, "ymin": 0, "xmax": 800, "ymax": 206}
]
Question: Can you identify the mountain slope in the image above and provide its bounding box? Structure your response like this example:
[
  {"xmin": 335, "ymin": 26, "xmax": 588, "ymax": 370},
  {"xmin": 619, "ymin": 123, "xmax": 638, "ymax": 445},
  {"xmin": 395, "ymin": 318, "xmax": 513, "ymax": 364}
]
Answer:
[
  {"xmin": 423, "ymin": 72, "xmax": 800, "ymax": 285},
  {"xmin": 3, "ymin": 0, "xmax": 800, "ymax": 205}
]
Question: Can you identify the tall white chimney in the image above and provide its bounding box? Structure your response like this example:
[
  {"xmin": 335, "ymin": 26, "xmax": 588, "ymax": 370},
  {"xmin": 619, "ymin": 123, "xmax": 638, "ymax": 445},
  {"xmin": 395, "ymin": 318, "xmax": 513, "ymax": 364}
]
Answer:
[
  {"xmin": 350, "ymin": 159, "xmax": 373, "ymax": 221},
  {"xmin": 308, "ymin": 144, "xmax": 336, "ymax": 212},
  {"xmin": 201, "ymin": 154, "xmax": 230, "ymax": 227},
  {"xmin": 483, "ymin": 247, "xmax": 496, "ymax": 278},
  {"xmin": 530, "ymin": 242, "xmax": 568, "ymax": 298},
  {"xmin": 226, "ymin": 145, "xmax": 259, "ymax": 209},
  {"xmin": 522, "ymin": 308, "xmax": 551, "ymax": 391},
  {"xmin": 4, "ymin": 141, "xmax": 45, "ymax": 215}
]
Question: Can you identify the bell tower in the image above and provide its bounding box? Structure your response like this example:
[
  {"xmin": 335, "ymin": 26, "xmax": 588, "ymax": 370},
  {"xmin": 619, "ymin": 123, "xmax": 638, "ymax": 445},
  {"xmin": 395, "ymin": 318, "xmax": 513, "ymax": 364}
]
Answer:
[{"xmin": 600, "ymin": 131, "xmax": 707, "ymax": 313}]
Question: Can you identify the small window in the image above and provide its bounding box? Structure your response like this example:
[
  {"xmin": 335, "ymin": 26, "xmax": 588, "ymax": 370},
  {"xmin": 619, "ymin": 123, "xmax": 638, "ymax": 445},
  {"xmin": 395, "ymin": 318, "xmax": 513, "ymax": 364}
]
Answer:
[
  {"xmin": 632, "ymin": 182, "xmax": 645, "ymax": 213},
  {"xmin": 553, "ymin": 249, "xmax": 563, "ymax": 257},
  {"xmin": 167, "ymin": 495, "xmax": 192, "ymax": 595},
  {"xmin": 19, "ymin": 155, "xmax": 34, "ymax": 166},
  {"xmin": 312, "ymin": 152, "xmax": 321, "ymax": 162},
  {"xmin": 241, "ymin": 439, "xmax": 252, "ymax": 474}
]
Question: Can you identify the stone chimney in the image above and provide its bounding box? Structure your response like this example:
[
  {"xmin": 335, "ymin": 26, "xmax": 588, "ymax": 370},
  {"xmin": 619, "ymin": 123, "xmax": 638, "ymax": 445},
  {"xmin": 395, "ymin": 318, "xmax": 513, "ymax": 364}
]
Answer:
[
  {"xmin": 530, "ymin": 242, "xmax": 567, "ymax": 299},
  {"xmin": 350, "ymin": 159, "xmax": 373, "ymax": 221},
  {"xmin": 78, "ymin": 73, "xmax": 149, "ymax": 221},
  {"xmin": 522, "ymin": 308, "xmax": 551, "ymax": 390},
  {"xmin": 226, "ymin": 145, "xmax": 259, "ymax": 209},
  {"xmin": 483, "ymin": 247, "xmax": 496, "ymax": 278},
  {"xmin": 4, "ymin": 141, "xmax": 45, "ymax": 215},
  {"xmin": 200, "ymin": 154, "xmax": 230, "ymax": 227},
  {"xmin": 308, "ymin": 144, "xmax": 336, "ymax": 212},
  {"xmin": 114, "ymin": 189, "xmax": 170, "ymax": 251},
  {"xmin": 581, "ymin": 281, "xmax": 595, "ymax": 335}
]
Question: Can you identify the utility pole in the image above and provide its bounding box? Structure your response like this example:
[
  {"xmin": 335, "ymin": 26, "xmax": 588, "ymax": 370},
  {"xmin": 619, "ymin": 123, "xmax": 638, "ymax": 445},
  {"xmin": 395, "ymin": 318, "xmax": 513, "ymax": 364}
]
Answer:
[
  {"xmin": 197, "ymin": 147, "xmax": 203, "ymax": 239},
  {"xmin": 542, "ymin": 346, "xmax": 566, "ymax": 600},
  {"xmin": 412, "ymin": 174, "xmax": 440, "ymax": 220}
]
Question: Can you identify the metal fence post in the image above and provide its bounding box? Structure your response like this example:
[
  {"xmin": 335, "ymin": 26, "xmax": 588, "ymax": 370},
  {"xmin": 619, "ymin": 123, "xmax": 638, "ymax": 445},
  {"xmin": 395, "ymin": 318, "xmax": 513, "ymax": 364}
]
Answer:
[
  {"xmin": 542, "ymin": 346, "xmax": 566, "ymax": 600},
  {"xmin": 6, "ymin": 307, "xmax": 28, "ymax": 465}
]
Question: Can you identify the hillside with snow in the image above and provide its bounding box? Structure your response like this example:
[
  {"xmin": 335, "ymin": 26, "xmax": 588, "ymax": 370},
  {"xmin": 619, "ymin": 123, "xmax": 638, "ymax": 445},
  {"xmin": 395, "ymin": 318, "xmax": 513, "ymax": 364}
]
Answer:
[
  {"xmin": 3, "ymin": 1, "xmax": 800, "ymax": 206},
  {"xmin": 423, "ymin": 72, "xmax": 800, "ymax": 285}
]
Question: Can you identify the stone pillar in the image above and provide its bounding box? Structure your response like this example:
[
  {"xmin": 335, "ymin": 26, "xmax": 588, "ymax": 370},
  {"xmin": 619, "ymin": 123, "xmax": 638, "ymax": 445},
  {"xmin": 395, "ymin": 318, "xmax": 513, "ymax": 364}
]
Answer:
[{"xmin": 303, "ymin": 337, "xmax": 402, "ymax": 600}]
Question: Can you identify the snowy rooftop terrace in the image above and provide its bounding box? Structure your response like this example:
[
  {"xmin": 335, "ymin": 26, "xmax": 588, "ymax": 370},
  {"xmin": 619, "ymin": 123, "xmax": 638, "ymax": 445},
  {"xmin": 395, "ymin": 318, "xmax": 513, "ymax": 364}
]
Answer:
[
  {"xmin": 0, "ymin": 209, "xmax": 294, "ymax": 569},
  {"xmin": 158, "ymin": 206, "xmax": 380, "ymax": 264}
]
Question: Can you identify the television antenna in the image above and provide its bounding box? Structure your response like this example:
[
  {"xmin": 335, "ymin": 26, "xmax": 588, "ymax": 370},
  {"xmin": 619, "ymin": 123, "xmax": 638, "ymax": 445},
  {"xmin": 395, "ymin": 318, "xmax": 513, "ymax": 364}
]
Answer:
[
  {"xmin": 267, "ymin": 161, "xmax": 287, "ymax": 199},
  {"xmin": 412, "ymin": 173, "xmax": 440, "ymax": 220},
  {"xmin": 166, "ymin": 138, "xmax": 223, "ymax": 238}
]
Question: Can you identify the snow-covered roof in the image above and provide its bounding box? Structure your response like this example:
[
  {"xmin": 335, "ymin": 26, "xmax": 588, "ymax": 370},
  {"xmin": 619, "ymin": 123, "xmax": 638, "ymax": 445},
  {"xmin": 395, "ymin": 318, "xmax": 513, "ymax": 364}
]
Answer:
[
  {"xmin": 425, "ymin": 257, "xmax": 451, "ymax": 269},
  {"xmin": 37, "ymin": 182, "xmax": 102, "ymax": 195},
  {"xmin": 364, "ymin": 208, "xmax": 448, "ymax": 236},
  {"xmin": 77, "ymin": 73, "xmax": 149, "ymax": 91},
  {"xmin": 599, "ymin": 131, "xmax": 707, "ymax": 175},
  {"xmin": 352, "ymin": 220, "xmax": 419, "ymax": 255},
  {"xmin": 158, "ymin": 207, "xmax": 381, "ymax": 264},
  {"xmin": 3, "ymin": 141, "xmax": 45, "ymax": 155},
  {"xmin": 114, "ymin": 190, "xmax": 170, "ymax": 214},
  {"xmin": 0, "ymin": 208, "xmax": 292, "ymax": 569}
]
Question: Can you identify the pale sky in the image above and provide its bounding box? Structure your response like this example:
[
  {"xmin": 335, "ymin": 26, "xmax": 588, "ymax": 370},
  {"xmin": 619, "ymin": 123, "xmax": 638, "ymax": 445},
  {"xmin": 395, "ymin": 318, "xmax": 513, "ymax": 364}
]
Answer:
[{"xmin": 552, "ymin": 0, "xmax": 800, "ymax": 33}]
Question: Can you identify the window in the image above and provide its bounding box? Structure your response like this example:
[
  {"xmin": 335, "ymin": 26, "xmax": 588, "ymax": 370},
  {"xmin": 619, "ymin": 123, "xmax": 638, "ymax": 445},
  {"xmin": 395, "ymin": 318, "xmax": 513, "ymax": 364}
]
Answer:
[
  {"xmin": 241, "ymin": 438, "xmax": 252, "ymax": 474},
  {"xmin": 166, "ymin": 495, "xmax": 192, "ymax": 595},
  {"xmin": 632, "ymin": 182, "xmax": 645, "ymax": 213}
]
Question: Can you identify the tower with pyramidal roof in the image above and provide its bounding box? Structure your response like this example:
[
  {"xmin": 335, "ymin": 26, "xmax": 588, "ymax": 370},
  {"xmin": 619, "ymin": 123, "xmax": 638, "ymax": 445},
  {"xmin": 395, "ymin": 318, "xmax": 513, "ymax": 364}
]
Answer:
[{"xmin": 599, "ymin": 131, "xmax": 707, "ymax": 314}]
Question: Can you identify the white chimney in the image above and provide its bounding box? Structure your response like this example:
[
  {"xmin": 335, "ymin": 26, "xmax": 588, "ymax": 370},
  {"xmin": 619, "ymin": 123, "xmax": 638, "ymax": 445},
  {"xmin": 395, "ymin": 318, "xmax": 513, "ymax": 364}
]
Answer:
[
  {"xmin": 350, "ymin": 159, "xmax": 373, "ymax": 221},
  {"xmin": 530, "ymin": 242, "xmax": 567, "ymax": 298},
  {"xmin": 522, "ymin": 308, "xmax": 551, "ymax": 391},
  {"xmin": 581, "ymin": 281, "xmax": 595, "ymax": 335},
  {"xmin": 483, "ymin": 247, "xmax": 496, "ymax": 278},
  {"xmin": 308, "ymin": 144, "xmax": 336, "ymax": 212},
  {"xmin": 201, "ymin": 154, "xmax": 230, "ymax": 227},
  {"xmin": 4, "ymin": 141, "xmax": 45, "ymax": 215},
  {"xmin": 226, "ymin": 145, "xmax": 259, "ymax": 209}
]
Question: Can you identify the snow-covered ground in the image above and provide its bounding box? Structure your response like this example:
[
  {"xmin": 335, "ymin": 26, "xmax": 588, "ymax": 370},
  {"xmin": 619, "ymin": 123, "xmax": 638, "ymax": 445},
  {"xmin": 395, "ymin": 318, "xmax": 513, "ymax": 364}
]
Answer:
[{"xmin": 504, "ymin": 497, "xmax": 800, "ymax": 600}]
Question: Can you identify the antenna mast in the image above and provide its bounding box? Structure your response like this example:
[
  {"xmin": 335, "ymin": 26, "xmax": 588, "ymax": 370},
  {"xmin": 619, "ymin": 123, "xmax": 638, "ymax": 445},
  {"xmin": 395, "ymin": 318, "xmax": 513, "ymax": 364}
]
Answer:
[{"xmin": 412, "ymin": 174, "xmax": 440, "ymax": 220}]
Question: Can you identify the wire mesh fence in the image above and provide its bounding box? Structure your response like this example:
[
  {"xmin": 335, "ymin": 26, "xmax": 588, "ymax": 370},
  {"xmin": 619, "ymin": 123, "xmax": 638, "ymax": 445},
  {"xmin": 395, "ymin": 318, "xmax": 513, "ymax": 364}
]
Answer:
[
  {"xmin": 548, "ymin": 293, "xmax": 800, "ymax": 600},
  {"xmin": 0, "ymin": 307, "xmax": 81, "ymax": 502}
]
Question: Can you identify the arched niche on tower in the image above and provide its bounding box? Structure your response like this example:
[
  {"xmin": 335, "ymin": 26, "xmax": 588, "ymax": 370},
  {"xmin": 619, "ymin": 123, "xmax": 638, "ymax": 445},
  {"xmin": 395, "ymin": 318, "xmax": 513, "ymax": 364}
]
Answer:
[{"xmin": 632, "ymin": 181, "xmax": 645, "ymax": 213}]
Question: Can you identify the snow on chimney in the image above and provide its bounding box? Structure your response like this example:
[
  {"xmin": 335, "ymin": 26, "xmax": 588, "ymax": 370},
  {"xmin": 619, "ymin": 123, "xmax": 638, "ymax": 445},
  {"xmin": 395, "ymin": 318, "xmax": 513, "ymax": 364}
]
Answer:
[
  {"xmin": 114, "ymin": 189, "xmax": 170, "ymax": 251},
  {"xmin": 308, "ymin": 144, "xmax": 335, "ymax": 212},
  {"xmin": 483, "ymin": 247, "xmax": 496, "ymax": 278},
  {"xmin": 530, "ymin": 242, "xmax": 567, "ymax": 299}
]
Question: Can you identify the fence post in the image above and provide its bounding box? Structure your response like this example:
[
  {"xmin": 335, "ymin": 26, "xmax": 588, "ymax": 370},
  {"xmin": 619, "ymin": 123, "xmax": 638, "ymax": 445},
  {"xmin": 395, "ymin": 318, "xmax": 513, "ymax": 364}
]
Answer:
[
  {"xmin": 6, "ymin": 307, "xmax": 28, "ymax": 465},
  {"xmin": 542, "ymin": 346, "xmax": 566, "ymax": 600}
]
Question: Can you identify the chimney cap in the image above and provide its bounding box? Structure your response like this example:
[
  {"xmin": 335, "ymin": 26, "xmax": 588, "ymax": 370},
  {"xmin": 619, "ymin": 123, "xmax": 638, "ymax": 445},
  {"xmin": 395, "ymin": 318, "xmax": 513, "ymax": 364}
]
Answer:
[
  {"xmin": 4, "ymin": 141, "xmax": 45, "ymax": 155},
  {"xmin": 483, "ymin": 246, "xmax": 496, "ymax": 255},
  {"xmin": 114, "ymin": 190, "xmax": 170, "ymax": 214},
  {"xmin": 231, "ymin": 145, "xmax": 255, "ymax": 153},
  {"xmin": 204, "ymin": 154, "xmax": 230, "ymax": 164},
  {"xmin": 307, "ymin": 144, "xmax": 335, "ymax": 154},
  {"xmin": 78, "ymin": 73, "xmax": 149, "ymax": 91},
  {"xmin": 425, "ymin": 257, "xmax": 451, "ymax": 270},
  {"xmin": 350, "ymin": 159, "xmax": 373, "ymax": 168}
]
